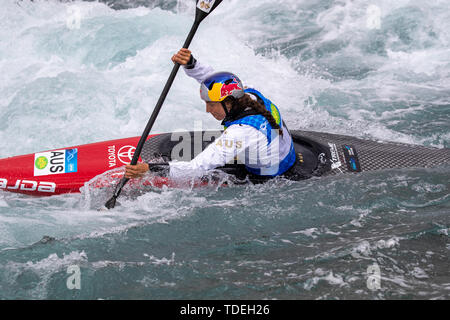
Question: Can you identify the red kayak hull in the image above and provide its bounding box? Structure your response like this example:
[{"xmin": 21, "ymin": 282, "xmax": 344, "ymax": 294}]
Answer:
[
  {"xmin": 5, "ymin": 129, "xmax": 448, "ymax": 196},
  {"xmin": 0, "ymin": 135, "xmax": 156, "ymax": 196}
]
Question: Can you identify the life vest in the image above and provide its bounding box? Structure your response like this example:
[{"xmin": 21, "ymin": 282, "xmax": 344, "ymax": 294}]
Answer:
[{"xmin": 222, "ymin": 89, "xmax": 296, "ymax": 176}]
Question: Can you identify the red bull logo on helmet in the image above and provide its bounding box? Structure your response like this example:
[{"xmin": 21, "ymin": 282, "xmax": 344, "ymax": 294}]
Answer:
[
  {"xmin": 220, "ymin": 78, "xmax": 242, "ymax": 99},
  {"xmin": 201, "ymin": 72, "xmax": 244, "ymax": 102}
]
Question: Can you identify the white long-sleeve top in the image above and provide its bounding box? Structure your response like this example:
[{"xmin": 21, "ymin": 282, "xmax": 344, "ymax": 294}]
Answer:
[{"xmin": 168, "ymin": 60, "xmax": 292, "ymax": 179}]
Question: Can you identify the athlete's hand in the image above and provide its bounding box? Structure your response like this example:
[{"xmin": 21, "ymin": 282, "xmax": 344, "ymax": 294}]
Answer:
[
  {"xmin": 125, "ymin": 163, "xmax": 149, "ymax": 179},
  {"xmin": 171, "ymin": 48, "xmax": 192, "ymax": 65}
]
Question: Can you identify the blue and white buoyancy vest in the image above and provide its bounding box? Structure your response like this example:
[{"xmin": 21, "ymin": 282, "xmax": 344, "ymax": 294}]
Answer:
[{"xmin": 223, "ymin": 88, "xmax": 296, "ymax": 177}]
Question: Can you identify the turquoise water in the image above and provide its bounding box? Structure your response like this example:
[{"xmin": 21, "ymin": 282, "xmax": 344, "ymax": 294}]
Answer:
[{"xmin": 0, "ymin": 0, "xmax": 449, "ymax": 299}]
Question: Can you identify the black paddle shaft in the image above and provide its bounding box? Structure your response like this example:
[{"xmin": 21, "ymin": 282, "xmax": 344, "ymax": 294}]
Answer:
[
  {"xmin": 105, "ymin": 1, "xmax": 223, "ymax": 209},
  {"xmin": 130, "ymin": 22, "xmax": 199, "ymax": 166}
]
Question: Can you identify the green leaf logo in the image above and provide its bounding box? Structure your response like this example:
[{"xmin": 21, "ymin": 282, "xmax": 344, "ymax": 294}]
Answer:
[{"xmin": 35, "ymin": 156, "xmax": 48, "ymax": 170}]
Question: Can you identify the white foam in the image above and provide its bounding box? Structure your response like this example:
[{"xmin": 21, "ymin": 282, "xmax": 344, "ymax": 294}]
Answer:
[
  {"xmin": 292, "ymin": 228, "xmax": 319, "ymax": 239},
  {"xmin": 304, "ymin": 269, "xmax": 346, "ymax": 290},
  {"xmin": 0, "ymin": 0, "xmax": 449, "ymax": 253},
  {"xmin": 0, "ymin": 199, "xmax": 8, "ymax": 207},
  {"xmin": 2, "ymin": 250, "xmax": 88, "ymax": 298}
]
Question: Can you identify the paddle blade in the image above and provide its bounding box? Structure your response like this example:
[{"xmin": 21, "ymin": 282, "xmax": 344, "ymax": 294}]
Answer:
[
  {"xmin": 104, "ymin": 196, "xmax": 118, "ymax": 210},
  {"xmin": 195, "ymin": 0, "xmax": 223, "ymax": 22},
  {"xmin": 103, "ymin": 177, "xmax": 128, "ymax": 209}
]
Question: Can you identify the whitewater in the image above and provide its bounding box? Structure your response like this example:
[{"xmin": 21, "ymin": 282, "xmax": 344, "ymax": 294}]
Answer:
[{"xmin": 0, "ymin": 0, "xmax": 448, "ymax": 299}]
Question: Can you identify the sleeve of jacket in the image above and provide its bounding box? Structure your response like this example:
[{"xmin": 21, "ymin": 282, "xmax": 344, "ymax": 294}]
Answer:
[
  {"xmin": 168, "ymin": 125, "xmax": 265, "ymax": 180},
  {"xmin": 183, "ymin": 60, "xmax": 215, "ymax": 83}
]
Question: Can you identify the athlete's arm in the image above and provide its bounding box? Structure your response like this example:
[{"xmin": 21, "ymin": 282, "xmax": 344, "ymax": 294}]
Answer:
[
  {"xmin": 171, "ymin": 48, "xmax": 214, "ymax": 83},
  {"xmin": 123, "ymin": 127, "xmax": 251, "ymax": 180},
  {"xmin": 125, "ymin": 163, "xmax": 169, "ymax": 179},
  {"xmin": 125, "ymin": 163, "xmax": 148, "ymax": 179},
  {"xmin": 168, "ymin": 126, "xmax": 267, "ymax": 180}
]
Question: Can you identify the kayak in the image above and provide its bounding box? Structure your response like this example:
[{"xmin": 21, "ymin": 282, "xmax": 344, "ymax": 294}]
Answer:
[{"xmin": 0, "ymin": 130, "xmax": 449, "ymax": 196}]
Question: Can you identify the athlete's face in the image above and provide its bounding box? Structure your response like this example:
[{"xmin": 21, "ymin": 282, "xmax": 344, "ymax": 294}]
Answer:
[{"xmin": 206, "ymin": 102, "xmax": 227, "ymax": 121}]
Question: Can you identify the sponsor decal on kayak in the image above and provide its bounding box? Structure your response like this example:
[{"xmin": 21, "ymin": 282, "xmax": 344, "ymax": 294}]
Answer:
[
  {"xmin": 34, "ymin": 149, "xmax": 78, "ymax": 176},
  {"xmin": 0, "ymin": 178, "xmax": 56, "ymax": 193},
  {"xmin": 318, "ymin": 153, "xmax": 327, "ymax": 165},
  {"xmin": 35, "ymin": 156, "xmax": 48, "ymax": 170},
  {"xmin": 197, "ymin": 0, "xmax": 216, "ymax": 13},
  {"xmin": 107, "ymin": 145, "xmax": 140, "ymax": 167},
  {"xmin": 342, "ymin": 145, "xmax": 362, "ymax": 172},
  {"xmin": 108, "ymin": 145, "xmax": 116, "ymax": 167},
  {"xmin": 118, "ymin": 145, "xmax": 136, "ymax": 165},
  {"xmin": 328, "ymin": 143, "xmax": 342, "ymax": 169}
]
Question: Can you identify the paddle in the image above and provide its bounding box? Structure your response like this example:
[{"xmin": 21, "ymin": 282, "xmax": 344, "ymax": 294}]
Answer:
[{"xmin": 104, "ymin": 0, "xmax": 223, "ymax": 210}]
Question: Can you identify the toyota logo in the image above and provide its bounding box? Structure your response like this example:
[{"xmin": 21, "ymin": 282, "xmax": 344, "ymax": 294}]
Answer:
[{"xmin": 117, "ymin": 145, "xmax": 136, "ymax": 165}]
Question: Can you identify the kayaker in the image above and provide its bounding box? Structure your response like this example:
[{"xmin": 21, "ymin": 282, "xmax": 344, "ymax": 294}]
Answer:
[{"xmin": 125, "ymin": 48, "xmax": 297, "ymax": 181}]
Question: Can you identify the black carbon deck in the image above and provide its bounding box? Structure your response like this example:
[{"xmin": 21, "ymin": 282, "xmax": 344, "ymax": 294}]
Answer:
[
  {"xmin": 141, "ymin": 130, "xmax": 450, "ymax": 175},
  {"xmin": 290, "ymin": 130, "xmax": 450, "ymax": 175}
]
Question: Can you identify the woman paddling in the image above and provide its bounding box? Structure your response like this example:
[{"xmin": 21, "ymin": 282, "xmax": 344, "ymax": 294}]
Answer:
[{"xmin": 125, "ymin": 48, "xmax": 300, "ymax": 181}]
